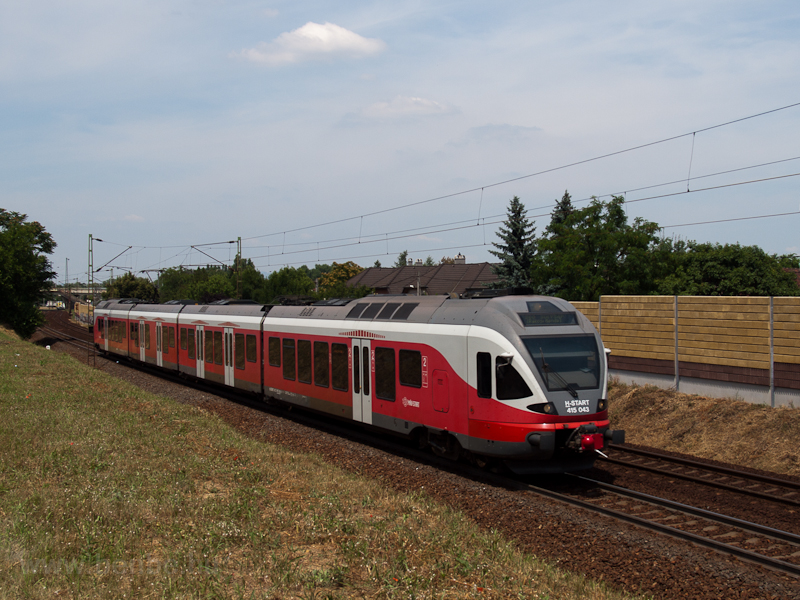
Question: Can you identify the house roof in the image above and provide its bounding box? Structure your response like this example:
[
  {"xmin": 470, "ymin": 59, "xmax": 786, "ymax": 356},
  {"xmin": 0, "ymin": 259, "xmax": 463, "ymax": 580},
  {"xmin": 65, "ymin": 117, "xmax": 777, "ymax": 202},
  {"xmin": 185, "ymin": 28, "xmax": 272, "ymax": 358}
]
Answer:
[{"xmin": 346, "ymin": 263, "xmax": 500, "ymax": 296}]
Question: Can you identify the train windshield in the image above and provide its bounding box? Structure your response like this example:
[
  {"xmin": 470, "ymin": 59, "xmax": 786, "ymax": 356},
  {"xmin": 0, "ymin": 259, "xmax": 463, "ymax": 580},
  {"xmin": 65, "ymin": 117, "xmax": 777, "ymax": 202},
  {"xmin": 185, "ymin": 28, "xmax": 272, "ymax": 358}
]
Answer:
[{"xmin": 522, "ymin": 334, "xmax": 600, "ymax": 392}]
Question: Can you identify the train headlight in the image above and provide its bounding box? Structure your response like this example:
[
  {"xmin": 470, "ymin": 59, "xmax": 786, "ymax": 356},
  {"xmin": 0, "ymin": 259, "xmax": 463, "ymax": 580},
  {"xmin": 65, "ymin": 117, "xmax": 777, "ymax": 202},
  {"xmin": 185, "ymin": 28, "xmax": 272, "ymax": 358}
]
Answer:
[
  {"xmin": 527, "ymin": 402, "xmax": 557, "ymax": 415},
  {"xmin": 597, "ymin": 398, "xmax": 607, "ymax": 411}
]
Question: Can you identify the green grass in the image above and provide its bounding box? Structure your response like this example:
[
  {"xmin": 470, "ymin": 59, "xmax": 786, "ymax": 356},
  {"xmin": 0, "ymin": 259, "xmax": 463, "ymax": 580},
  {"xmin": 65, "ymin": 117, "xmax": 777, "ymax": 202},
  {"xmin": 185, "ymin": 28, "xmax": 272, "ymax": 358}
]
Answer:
[{"xmin": 0, "ymin": 328, "xmax": 643, "ymax": 599}]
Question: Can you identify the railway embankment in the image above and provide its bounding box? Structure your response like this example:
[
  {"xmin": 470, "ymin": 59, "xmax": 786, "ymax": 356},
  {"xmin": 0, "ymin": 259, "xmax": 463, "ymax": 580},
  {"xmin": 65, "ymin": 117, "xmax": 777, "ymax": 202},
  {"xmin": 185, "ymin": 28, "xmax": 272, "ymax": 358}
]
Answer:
[
  {"xmin": 608, "ymin": 380, "xmax": 800, "ymax": 478},
  {"xmin": 13, "ymin": 313, "xmax": 800, "ymax": 599},
  {"xmin": 0, "ymin": 325, "xmax": 638, "ymax": 600}
]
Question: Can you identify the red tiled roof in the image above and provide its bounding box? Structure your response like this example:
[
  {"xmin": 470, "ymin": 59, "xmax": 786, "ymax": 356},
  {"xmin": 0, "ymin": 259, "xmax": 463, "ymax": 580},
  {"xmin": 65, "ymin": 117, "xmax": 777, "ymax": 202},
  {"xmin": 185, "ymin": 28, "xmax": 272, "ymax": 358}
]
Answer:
[{"xmin": 347, "ymin": 263, "xmax": 500, "ymax": 295}]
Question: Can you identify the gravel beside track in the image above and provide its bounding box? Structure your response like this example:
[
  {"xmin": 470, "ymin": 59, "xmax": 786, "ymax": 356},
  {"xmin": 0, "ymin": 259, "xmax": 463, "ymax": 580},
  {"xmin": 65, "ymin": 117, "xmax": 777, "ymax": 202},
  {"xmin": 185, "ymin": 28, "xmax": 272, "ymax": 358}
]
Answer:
[{"xmin": 32, "ymin": 312, "xmax": 800, "ymax": 599}]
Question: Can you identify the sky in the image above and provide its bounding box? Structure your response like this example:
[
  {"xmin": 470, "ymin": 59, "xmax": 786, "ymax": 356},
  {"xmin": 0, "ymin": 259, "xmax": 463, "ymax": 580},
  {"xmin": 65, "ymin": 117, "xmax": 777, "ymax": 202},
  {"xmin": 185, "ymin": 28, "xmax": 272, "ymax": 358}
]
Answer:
[{"xmin": 2, "ymin": 1, "xmax": 800, "ymax": 285}]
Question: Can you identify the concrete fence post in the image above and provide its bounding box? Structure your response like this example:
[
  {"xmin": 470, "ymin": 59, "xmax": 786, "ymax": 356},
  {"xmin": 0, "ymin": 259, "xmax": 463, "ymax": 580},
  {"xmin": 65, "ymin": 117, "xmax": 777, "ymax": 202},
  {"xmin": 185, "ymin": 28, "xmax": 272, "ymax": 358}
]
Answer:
[
  {"xmin": 770, "ymin": 296, "xmax": 775, "ymax": 408},
  {"xmin": 674, "ymin": 295, "xmax": 680, "ymax": 392}
]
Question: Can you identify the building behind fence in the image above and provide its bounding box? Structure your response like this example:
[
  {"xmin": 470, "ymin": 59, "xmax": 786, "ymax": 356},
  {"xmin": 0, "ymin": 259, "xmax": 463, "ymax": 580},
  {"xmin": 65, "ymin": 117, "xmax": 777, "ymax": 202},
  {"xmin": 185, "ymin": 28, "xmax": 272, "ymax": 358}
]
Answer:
[{"xmin": 571, "ymin": 296, "xmax": 800, "ymax": 407}]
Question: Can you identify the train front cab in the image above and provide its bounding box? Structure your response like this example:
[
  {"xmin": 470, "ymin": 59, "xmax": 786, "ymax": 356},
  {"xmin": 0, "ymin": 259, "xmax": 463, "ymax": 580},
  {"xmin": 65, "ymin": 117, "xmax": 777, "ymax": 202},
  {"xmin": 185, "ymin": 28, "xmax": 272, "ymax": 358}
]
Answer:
[{"xmin": 465, "ymin": 296, "xmax": 624, "ymax": 474}]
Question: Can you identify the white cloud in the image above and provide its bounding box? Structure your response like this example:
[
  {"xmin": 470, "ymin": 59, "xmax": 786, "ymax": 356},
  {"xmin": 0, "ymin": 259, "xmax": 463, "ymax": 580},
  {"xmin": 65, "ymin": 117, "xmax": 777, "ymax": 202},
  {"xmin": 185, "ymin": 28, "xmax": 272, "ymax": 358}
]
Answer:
[
  {"xmin": 456, "ymin": 124, "xmax": 543, "ymax": 146},
  {"xmin": 234, "ymin": 22, "xmax": 386, "ymax": 65},
  {"xmin": 347, "ymin": 96, "xmax": 458, "ymax": 123},
  {"xmin": 124, "ymin": 214, "xmax": 145, "ymax": 222}
]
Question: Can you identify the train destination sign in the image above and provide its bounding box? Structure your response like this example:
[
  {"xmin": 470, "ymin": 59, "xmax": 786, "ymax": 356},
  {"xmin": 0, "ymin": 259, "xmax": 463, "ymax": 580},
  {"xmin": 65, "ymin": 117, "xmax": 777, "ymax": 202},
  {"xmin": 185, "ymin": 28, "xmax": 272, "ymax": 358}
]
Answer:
[{"xmin": 519, "ymin": 312, "xmax": 578, "ymax": 326}]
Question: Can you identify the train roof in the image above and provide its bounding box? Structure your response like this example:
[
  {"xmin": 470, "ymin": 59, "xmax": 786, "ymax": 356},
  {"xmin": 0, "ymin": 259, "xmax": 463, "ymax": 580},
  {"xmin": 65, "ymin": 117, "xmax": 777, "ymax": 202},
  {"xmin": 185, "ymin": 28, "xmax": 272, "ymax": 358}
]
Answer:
[{"xmin": 95, "ymin": 294, "xmax": 595, "ymax": 335}]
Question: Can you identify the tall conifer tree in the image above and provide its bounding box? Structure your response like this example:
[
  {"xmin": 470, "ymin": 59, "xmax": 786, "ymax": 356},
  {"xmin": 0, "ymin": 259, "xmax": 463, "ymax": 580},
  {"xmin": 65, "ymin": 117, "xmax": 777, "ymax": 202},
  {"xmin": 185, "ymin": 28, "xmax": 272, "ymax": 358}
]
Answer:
[{"xmin": 489, "ymin": 196, "xmax": 536, "ymax": 289}]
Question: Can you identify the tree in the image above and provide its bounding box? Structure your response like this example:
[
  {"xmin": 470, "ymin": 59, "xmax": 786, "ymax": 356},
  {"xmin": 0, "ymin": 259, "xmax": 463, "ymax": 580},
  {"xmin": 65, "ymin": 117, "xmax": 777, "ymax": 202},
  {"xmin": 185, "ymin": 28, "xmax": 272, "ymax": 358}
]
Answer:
[
  {"xmin": 551, "ymin": 190, "xmax": 574, "ymax": 226},
  {"xmin": 423, "ymin": 256, "xmax": 435, "ymax": 266},
  {"xmin": 298, "ymin": 263, "xmax": 333, "ymax": 284},
  {"xmin": 657, "ymin": 242, "xmax": 800, "ymax": 296},
  {"xmin": 103, "ymin": 272, "xmax": 159, "ymax": 303},
  {"xmin": 237, "ymin": 259, "xmax": 268, "ymax": 303},
  {"xmin": 263, "ymin": 267, "xmax": 315, "ymax": 303},
  {"xmin": 317, "ymin": 261, "xmax": 367, "ymax": 298},
  {"xmin": 394, "ymin": 250, "xmax": 409, "ymax": 268},
  {"xmin": 489, "ymin": 196, "xmax": 536, "ymax": 288},
  {"xmin": 531, "ymin": 195, "xmax": 663, "ymax": 301},
  {"xmin": 0, "ymin": 210, "xmax": 57, "ymax": 337},
  {"xmin": 373, "ymin": 259, "xmax": 382, "ymax": 268}
]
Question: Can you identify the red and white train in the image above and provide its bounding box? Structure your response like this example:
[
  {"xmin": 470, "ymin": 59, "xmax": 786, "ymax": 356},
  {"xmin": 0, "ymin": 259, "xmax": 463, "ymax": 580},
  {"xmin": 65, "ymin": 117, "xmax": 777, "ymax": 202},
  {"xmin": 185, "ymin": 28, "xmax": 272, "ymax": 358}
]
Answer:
[{"xmin": 94, "ymin": 293, "xmax": 624, "ymax": 473}]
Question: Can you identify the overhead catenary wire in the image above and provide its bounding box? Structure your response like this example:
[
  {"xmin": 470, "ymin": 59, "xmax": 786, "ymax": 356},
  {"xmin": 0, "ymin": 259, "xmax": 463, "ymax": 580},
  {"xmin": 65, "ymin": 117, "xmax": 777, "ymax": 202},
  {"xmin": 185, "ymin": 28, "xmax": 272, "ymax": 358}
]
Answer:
[
  {"xmin": 240, "ymin": 100, "xmax": 800, "ymax": 243},
  {"xmin": 83, "ymin": 101, "xmax": 800, "ymax": 276},
  {"xmin": 242, "ymin": 155, "xmax": 800, "ymax": 257}
]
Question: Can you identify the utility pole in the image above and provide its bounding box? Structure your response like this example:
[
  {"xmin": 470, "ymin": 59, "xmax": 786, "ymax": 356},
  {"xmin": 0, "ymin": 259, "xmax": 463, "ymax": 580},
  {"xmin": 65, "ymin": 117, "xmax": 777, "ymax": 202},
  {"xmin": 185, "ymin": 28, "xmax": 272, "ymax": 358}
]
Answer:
[{"xmin": 236, "ymin": 236, "xmax": 242, "ymax": 299}]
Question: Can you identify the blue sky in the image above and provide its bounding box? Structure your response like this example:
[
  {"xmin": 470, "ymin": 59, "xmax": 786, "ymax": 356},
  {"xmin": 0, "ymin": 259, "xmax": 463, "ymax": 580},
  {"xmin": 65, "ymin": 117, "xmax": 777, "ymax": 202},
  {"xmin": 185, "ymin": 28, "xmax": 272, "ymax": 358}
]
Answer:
[{"xmin": 2, "ymin": 1, "xmax": 800, "ymax": 284}]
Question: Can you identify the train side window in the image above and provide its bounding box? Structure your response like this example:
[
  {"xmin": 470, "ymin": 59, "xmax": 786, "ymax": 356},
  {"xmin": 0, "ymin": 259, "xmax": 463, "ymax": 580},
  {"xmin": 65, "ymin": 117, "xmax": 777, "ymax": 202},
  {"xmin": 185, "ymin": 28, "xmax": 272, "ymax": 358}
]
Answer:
[
  {"xmin": 399, "ymin": 349, "xmax": 422, "ymax": 388},
  {"xmin": 375, "ymin": 347, "xmax": 396, "ymax": 401},
  {"xmin": 362, "ymin": 347, "xmax": 370, "ymax": 395},
  {"xmin": 169, "ymin": 326, "xmax": 176, "ymax": 348},
  {"xmin": 495, "ymin": 357, "xmax": 532, "ymax": 400},
  {"xmin": 269, "ymin": 337, "xmax": 281, "ymax": 367},
  {"xmin": 161, "ymin": 327, "xmax": 169, "ymax": 353},
  {"xmin": 314, "ymin": 341, "xmax": 329, "ymax": 387},
  {"xmin": 235, "ymin": 333, "xmax": 245, "ymax": 370},
  {"xmin": 145, "ymin": 324, "xmax": 151, "ymax": 350},
  {"xmin": 197, "ymin": 330, "xmax": 203, "ymax": 361},
  {"xmin": 205, "ymin": 330, "xmax": 214, "ymax": 363},
  {"xmin": 477, "ymin": 352, "xmax": 492, "ymax": 398},
  {"xmin": 353, "ymin": 346, "xmax": 360, "ymax": 394},
  {"xmin": 282, "ymin": 338, "xmax": 296, "ymax": 380},
  {"xmin": 331, "ymin": 343, "xmax": 348, "ymax": 391},
  {"xmin": 298, "ymin": 340, "xmax": 312, "ymax": 384},
  {"xmin": 188, "ymin": 329, "xmax": 195, "ymax": 360},
  {"xmin": 214, "ymin": 331, "xmax": 223, "ymax": 365},
  {"xmin": 122, "ymin": 321, "xmax": 126, "ymax": 340},
  {"xmin": 180, "ymin": 328, "xmax": 188, "ymax": 351},
  {"xmin": 246, "ymin": 334, "xmax": 257, "ymax": 363}
]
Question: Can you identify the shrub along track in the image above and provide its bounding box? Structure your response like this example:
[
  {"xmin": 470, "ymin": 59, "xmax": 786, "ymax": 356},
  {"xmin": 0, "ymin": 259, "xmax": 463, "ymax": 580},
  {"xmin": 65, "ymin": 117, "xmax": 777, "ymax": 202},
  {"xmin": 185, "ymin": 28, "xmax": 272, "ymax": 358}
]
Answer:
[{"xmin": 32, "ymin": 315, "xmax": 800, "ymax": 600}]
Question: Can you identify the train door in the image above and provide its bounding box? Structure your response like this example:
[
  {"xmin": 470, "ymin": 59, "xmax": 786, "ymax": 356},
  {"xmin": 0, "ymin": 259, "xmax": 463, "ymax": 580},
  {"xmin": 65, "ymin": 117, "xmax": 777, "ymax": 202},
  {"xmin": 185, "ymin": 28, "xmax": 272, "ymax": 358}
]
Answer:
[
  {"xmin": 156, "ymin": 322, "xmax": 163, "ymax": 368},
  {"xmin": 351, "ymin": 339, "xmax": 372, "ymax": 425},
  {"xmin": 139, "ymin": 320, "xmax": 146, "ymax": 361},
  {"xmin": 224, "ymin": 327, "xmax": 234, "ymax": 386},
  {"xmin": 103, "ymin": 318, "xmax": 109, "ymax": 352},
  {"xmin": 196, "ymin": 326, "xmax": 205, "ymax": 379}
]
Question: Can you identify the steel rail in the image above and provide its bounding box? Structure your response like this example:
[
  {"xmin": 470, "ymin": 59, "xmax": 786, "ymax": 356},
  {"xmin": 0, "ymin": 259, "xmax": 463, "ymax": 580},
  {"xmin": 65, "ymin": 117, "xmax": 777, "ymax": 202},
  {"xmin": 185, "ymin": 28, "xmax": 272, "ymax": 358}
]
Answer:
[
  {"xmin": 520, "ymin": 475, "xmax": 800, "ymax": 578},
  {"xmin": 607, "ymin": 444, "xmax": 800, "ymax": 495},
  {"xmin": 568, "ymin": 474, "xmax": 800, "ymax": 545},
  {"xmin": 39, "ymin": 326, "xmax": 97, "ymax": 354}
]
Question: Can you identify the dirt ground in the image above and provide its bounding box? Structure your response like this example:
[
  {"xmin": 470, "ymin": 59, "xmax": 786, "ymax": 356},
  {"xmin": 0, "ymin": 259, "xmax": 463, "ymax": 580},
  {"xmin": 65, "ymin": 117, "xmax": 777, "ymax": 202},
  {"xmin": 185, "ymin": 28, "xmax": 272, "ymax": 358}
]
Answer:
[{"xmin": 608, "ymin": 380, "xmax": 800, "ymax": 477}]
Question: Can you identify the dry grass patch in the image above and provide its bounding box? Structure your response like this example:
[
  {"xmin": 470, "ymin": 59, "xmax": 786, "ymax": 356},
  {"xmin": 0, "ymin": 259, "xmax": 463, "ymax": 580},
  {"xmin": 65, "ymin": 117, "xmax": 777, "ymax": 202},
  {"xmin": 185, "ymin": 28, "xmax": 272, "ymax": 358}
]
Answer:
[
  {"xmin": 609, "ymin": 380, "xmax": 800, "ymax": 477},
  {"xmin": 0, "ymin": 327, "xmax": 643, "ymax": 600}
]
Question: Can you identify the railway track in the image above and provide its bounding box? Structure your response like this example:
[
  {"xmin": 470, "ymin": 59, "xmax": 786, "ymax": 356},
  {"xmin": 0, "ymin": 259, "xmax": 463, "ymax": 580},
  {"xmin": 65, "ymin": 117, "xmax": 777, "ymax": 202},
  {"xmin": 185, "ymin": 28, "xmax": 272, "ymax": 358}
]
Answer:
[
  {"xmin": 527, "ymin": 474, "xmax": 800, "ymax": 578},
  {"xmin": 38, "ymin": 325, "xmax": 97, "ymax": 354},
  {"xmin": 601, "ymin": 444, "xmax": 800, "ymax": 507},
  {"xmin": 44, "ymin": 310, "xmax": 93, "ymax": 341}
]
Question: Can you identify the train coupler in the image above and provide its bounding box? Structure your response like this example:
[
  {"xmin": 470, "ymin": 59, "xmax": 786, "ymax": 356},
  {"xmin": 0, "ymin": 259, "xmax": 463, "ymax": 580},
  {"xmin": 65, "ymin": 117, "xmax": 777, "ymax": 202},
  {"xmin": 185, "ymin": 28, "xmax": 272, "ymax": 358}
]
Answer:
[{"xmin": 565, "ymin": 423, "xmax": 612, "ymax": 455}]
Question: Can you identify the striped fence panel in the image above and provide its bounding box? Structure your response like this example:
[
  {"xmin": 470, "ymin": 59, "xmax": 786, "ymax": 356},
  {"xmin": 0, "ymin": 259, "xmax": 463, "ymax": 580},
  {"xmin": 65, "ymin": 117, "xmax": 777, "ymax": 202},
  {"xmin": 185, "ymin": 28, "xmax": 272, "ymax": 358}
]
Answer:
[{"xmin": 568, "ymin": 296, "xmax": 800, "ymax": 403}]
